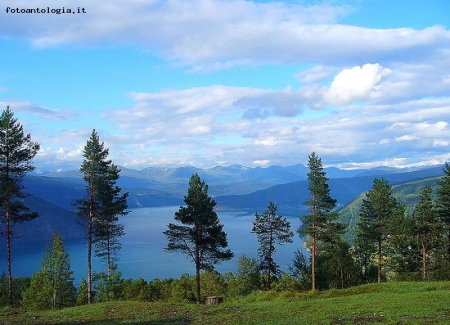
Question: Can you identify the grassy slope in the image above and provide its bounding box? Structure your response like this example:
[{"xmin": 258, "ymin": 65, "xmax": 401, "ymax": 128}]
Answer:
[{"xmin": 2, "ymin": 282, "xmax": 450, "ymax": 324}]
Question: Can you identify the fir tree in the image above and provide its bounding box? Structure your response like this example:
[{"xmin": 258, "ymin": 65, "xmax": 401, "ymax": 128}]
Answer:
[
  {"xmin": 252, "ymin": 201, "xmax": 293, "ymax": 289},
  {"xmin": 74, "ymin": 129, "xmax": 128, "ymax": 303},
  {"xmin": 413, "ymin": 185, "xmax": 438, "ymax": 280},
  {"xmin": 0, "ymin": 105, "xmax": 40, "ymax": 306},
  {"xmin": 355, "ymin": 178, "xmax": 399, "ymax": 283},
  {"xmin": 299, "ymin": 152, "xmax": 345, "ymax": 290},
  {"xmin": 436, "ymin": 163, "xmax": 450, "ymax": 264}
]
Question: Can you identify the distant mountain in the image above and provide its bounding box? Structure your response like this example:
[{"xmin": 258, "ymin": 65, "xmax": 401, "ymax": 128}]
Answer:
[
  {"xmin": 11, "ymin": 195, "xmax": 83, "ymax": 242},
  {"xmin": 215, "ymin": 166, "xmax": 445, "ymax": 216},
  {"xmin": 16, "ymin": 163, "xmax": 445, "ymax": 241}
]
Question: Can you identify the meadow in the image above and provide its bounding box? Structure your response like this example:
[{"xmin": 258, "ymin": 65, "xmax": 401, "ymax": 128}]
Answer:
[{"xmin": 2, "ymin": 281, "xmax": 450, "ymax": 324}]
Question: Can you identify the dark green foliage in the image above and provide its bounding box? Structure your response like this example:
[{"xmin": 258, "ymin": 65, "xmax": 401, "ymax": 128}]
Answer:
[
  {"xmin": 76, "ymin": 278, "xmax": 88, "ymax": 306},
  {"xmin": 0, "ymin": 106, "xmax": 40, "ymax": 306},
  {"xmin": 436, "ymin": 163, "xmax": 450, "ymax": 264},
  {"xmin": 74, "ymin": 130, "xmax": 128, "ymax": 303},
  {"xmin": 411, "ymin": 185, "xmax": 441, "ymax": 280},
  {"xmin": 299, "ymin": 152, "xmax": 346, "ymax": 290},
  {"xmin": 252, "ymin": 201, "xmax": 293, "ymax": 289},
  {"xmin": 22, "ymin": 233, "xmax": 76, "ymax": 310},
  {"xmin": 94, "ymin": 263, "xmax": 124, "ymax": 302},
  {"xmin": 354, "ymin": 178, "xmax": 400, "ymax": 283},
  {"xmin": 316, "ymin": 239, "xmax": 357, "ymax": 289},
  {"xmin": 0, "ymin": 274, "xmax": 30, "ymax": 307},
  {"xmin": 288, "ymin": 249, "xmax": 311, "ymax": 290},
  {"xmin": 164, "ymin": 173, "xmax": 233, "ymax": 303},
  {"xmin": 93, "ymin": 162, "xmax": 128, "ymax": 276}
]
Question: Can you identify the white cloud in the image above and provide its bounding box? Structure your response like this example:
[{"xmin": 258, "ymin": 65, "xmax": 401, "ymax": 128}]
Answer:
[
  {"xmin": 1, "ymin": 1, "xmax": 449, "ymax": 69},
  {"xmin": 395, "ymin": 135, "xmax": 418, "ymax": 142},
  {"xmin": 324, "ymin": 63, "xmax": 392, "ymax": 105}
]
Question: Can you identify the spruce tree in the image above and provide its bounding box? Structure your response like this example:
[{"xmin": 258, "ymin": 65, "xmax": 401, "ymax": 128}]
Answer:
[
  {"xmin": 413, "ymin": 185, "xmax": 438, "ymax": 280},
  {"xmin": 0, "ymin": 105, "xmax": 40, "ymax": 306},
  {"xmin": 436, "ymin": 163, "xmax": 450, "ymax": 264},
  {"xmin": 299, "ymin": 152, "xmax": 345, "ymax": 291},
  {"xmin": 164, "ymin": 173, "xmax": 233, "ymax": 303},
  {"xmin": 252, "ymin": 201, "xmax": 293, "ymax": 290},
  {"xmin": 74, "ymin": 129, "xmax": 128, "ymax": 304},
  {"xmin": 355, "ymin": 178, "xmax": 399, "ymax": 283}
]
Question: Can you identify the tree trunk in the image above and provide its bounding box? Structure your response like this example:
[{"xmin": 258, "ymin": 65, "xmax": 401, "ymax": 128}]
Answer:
[
  {"xmin": 311, "ymin": 223, "xmax": 316, "ymax": 291},
  {"xmin": 195, "ymin": 229, "xmax": 201, "ymax": 303},
  {"xmin": 377, "ymin": 239, "xmax": 382, "ymax": 283},
  {"xmin": 268, "ymin": 232, "xmax": 273, "ymax": 290},
  {"xmin": 421, "ymin": 234, "xmax": 427, "ymax": 281},
  {"xmin": 87, "ymin": 206, "xmax": 93, "ymax": 304},
  {"xmin": 6, "ymin": 207, "xmax": 13, "ymax": 307}
]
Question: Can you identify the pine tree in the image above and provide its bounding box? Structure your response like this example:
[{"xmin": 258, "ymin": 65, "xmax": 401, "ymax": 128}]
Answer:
[
  {"xmin": 355, "ymin": 178, "xmax": 399, "ymax": 283},
  {"xmin": 93, "ymin": 163, "xmax": 128, "ymax": 277},
  {"xmin": 299, "ymin": 152, "xmax": 345, "ymax": 291},
  {"xmin": 436, "ymin": 163, "xmax": 450, "ymax": 265},
  {"xmin": 74, "ymin": 129, "xmax": 128, "ymax": 304},
  {"xmin": 0, "ymin": 105, "xmax": 40, "ymax": 306},
  {"xmin": 164, "ymin": 173, "xmax": 233, "ymax": 303},
  {"xmin": 252, "ymin": 201, "xmax": 293, "ymax": 290},
  {"xmin": 413, "ymin": 185, "xmax": 438, "ymax": 280}
]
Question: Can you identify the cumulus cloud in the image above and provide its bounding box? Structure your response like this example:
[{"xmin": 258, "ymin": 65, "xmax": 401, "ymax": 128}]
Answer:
[
  {"xmin": 2, "ymin": 1, "xmax": 450, "ymax": 171},
  {"xmin": 324, "ymin": 63, "xmax": 392, "ymax": 105}
]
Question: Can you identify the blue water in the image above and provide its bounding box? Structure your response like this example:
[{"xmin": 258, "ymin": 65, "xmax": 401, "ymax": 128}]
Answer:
[{"xmin": 1, "ymin": 207, "xmax": 305, "ymax": 283}]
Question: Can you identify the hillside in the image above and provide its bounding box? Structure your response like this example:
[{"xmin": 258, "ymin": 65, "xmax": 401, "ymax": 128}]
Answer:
[
  {"xmin": 215, "ymin": 166, "xmax": 445, "ymax": 215},
  {"xmin": 2, "ymin": 282, "xmax": 450, "ymax": 324},
  {"xmin": 338, "ymin": 176, "xmax": 441, "ymax": 243}
]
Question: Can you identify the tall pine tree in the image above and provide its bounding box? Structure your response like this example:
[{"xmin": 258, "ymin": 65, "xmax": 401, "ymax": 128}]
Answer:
[
  {"xmin": 164, "ymin": 173, "xmax": 233, "ymax": 303},
  {"xmin": 436, "ymin": 163, "xmax": 450, "ymax": 267},
  {"xmin": 252, "ymin": 201, "xmax": 293, "ymax": 290},
  {"xmin": 299, "ymin": 152, "xmax": 345, "ymax": 291},
  {"xmin": 0, "ymin": 105, "xmax": 40, "ymax": 306},
  {"xmin": 413, "ymin": 185, "xmax": 438, "ymax": 280},
  {"xmin": 355, "ymin": 178, "xmax": 399, "ymax": 283},
  {"xmin": 74, "ymin": 130, "xmax": 128, "ymax": 304},
  {"xmin": 93, "ymin": 163, "xmax": 128, "ymax": 277}
]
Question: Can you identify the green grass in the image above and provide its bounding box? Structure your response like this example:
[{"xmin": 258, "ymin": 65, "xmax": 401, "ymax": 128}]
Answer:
[{"xmin": 2, "ymin": 282, "xmax": 450, "ymax": 324}]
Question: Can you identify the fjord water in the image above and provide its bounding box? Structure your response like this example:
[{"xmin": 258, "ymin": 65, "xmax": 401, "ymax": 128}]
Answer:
[{"xmin": 1, "ymin": 206, "xmax": 304, "ymax": 282}]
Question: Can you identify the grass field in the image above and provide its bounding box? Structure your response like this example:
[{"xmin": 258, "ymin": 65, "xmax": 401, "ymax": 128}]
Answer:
[{"xmin": 2, "ymin": 282, "xmax": 450, "ymax": 324}]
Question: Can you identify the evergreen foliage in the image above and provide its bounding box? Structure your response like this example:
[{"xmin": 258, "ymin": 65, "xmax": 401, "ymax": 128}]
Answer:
[
  {"xmin": 0, "ymin": 105, "xmax": 40, "ymax": 306},
  {"xmin": 299, "ymin": 152, "xmax": 346, "ymax": 290},
  {"xmin": 354, "ymin": 178, "xmax": 400, "ymax": 283},
  {"xmin": 74, "ymin": 129, "xmax": 128, "ymax": 304},
  {"xmin": 164, "ymin": 173, "xmax": 233, "ymax": 303},
  {"xmin": 436, "ymin": 163, "xmax": 450, "ymax": 264},
  {"xmin": 410, "ymin": 185, "xmax": 440, "ymax": 280},
  {"xmin": 252, "ymin": 201, "xmax": 293, "ymax": 289}
]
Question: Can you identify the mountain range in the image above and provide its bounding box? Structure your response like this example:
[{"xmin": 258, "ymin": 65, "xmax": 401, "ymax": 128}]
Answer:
[{"xmin": 11, "ymin": 163, "xmax": 446, "ymax": 241}]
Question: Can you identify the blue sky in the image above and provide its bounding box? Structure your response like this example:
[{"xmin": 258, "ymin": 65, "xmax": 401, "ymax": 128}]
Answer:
[{"xmin": 0, "ymin": 0, "xmax": 449, "ymax": 171}]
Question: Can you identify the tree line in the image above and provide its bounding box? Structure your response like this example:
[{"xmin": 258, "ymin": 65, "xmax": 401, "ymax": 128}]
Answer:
[{"xmin": 2, "ymin": 105, "xmax": 450, "ymax": 309}]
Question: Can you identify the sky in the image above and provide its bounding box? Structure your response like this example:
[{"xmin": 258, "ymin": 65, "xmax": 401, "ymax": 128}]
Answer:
[{"xmin": 0, "ymin": 0, "xmax": 449, "ymax": 172}]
